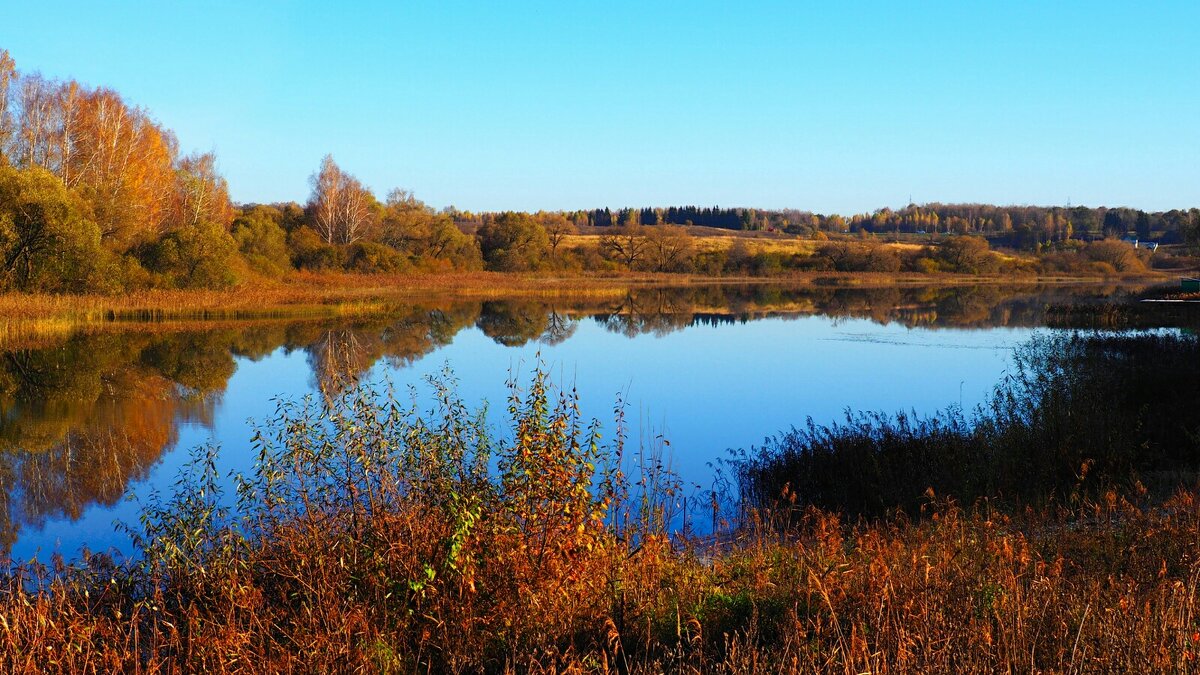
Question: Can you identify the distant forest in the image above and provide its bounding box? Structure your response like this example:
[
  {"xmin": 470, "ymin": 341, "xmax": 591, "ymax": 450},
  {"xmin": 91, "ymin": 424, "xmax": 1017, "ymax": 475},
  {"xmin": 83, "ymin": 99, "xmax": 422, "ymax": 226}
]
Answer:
[
  {"xmin": 1, "ymin": 48, "xmax": 1198, "ymax": 293},
  {"xmin": 571, "ymin": 203, "xmax": 1197, "ymax": 249}
]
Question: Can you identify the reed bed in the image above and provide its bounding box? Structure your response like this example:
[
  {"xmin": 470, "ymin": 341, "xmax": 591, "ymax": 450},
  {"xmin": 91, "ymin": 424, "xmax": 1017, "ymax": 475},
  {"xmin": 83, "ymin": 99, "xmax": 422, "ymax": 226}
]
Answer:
[
  {"xmin": 2, "ymin": 333, "xmax": 1200, "ymax": 672},
  {"xmin": 0, "ymin": 273, "xmax": 1144, "ymax": 327},
  {"xmin": 738, "ymin": 331, "xmax": 1200, "ymax": 517}
]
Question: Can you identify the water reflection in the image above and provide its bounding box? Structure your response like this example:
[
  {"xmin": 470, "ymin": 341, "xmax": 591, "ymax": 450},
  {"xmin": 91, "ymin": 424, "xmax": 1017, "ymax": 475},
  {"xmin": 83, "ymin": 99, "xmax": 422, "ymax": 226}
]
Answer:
[
  {"xmin": 0, "ymin": 333, "xmax": 225, "ymax": 553},
  {"xmin": 0, "ymin": 283, "xmax": 1165, "ymax": 556}
]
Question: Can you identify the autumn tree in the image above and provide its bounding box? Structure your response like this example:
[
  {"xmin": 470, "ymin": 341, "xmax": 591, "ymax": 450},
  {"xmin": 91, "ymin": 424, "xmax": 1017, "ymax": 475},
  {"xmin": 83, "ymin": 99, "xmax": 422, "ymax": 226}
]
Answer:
[
  {"xmin": 57, "ymin": 88, "xmax": 177, "ymax": 249},
  {"xmin": 937, "ymin": 236, "xmax": 996, "ymax": 274},
  {"xmin": 172, "ymin": 152, "xmax": 233, "ymax": 229},
  {"xmin": 10, "ymin": 73, "xmax": 58, "ymax": 170},
  {"xmin": 537, "ymin": 212, "xmax": 575, "ymax": 257},
  {"xmin": 232, "ymin": 205, "xmax": 291, "ymax": 277},
  {"xmin": 644, "ymin": 225, "xmax": 694, "ymax": 272},
  {"xmin": 307, "ymin": 154, "xmax": 377, "ymax": 245},
  {"xmin": 599, "ymin": 214, "xmax": 646, "ymax": 269},
  {"xmin": 379, "ymin": 188, "xmax": 479, "ymax": 270},
  {"xmin": 0, "ymin": 50, "xmax": 15, "ymax": 163},
  {"xmin": 138, "ymin": 149, "xmax": 238, "ymax": 289},
  {"xmin": 815, "ymin": 241, "xmax": 902, "ymax": 273},
  {"xmin": 379, "ymin": 187, "xmax": 427, "ymax": 251},
  {"xmin": 477, "ymin": 212, "xmax": 549, "ymax": 271}
]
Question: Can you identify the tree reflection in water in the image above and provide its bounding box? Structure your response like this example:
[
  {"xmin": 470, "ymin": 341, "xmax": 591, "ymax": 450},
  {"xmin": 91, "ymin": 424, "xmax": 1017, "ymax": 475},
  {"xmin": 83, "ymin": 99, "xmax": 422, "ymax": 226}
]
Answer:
[{"xmin": 0, "ymin": 282, "xmax": 1157, "ymax": 555}]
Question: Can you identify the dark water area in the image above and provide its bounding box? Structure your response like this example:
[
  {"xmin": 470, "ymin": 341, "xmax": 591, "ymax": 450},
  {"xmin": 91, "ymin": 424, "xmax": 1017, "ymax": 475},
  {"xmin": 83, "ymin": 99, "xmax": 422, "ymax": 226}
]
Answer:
[{"xmin": 0, "ymin": 282, "xmax": 1177, "ymax": 561}]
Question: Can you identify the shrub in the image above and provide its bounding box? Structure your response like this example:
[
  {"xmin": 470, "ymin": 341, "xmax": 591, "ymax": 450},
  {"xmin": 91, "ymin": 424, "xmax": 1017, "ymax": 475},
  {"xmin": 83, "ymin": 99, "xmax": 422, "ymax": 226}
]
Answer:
[
  {"xmin": 0, "ymin": 166, "xmax": 109, "ymax": 293},
  {"xmin": 1084, "ymin": 240, "xmax": 1147, "ymax": 273},
  {"xmin": 737, "ymin": 332, "xmax": 1200, "ymax": 517},
  {"xmin": 345, "ymin": 240, "xmax": 408, "ymax": 273},
  {"xmin": 477, "ymin": 212, "xmax": 550, "ymax": 271},
  {"xmin": 913, "ymin": 256, "xmax": 941, "ymax": 274},
  {"xmin": 287, "ymin": 225, "xmax": 343, "ymax": 271},
  {"xmin": 139, "ymin": 221, "xmax": 240, "ymax": 289},
  {"xmin": 936, "ymin": 236, "xmax": 997, "ymax": 273},
  {"xmin": 690, "ymin": 249, "xmax": 728, "ymax": 275},
  {"xmin": 233, "ymin": 206, "xmax": 292, "ymax": 277},
  {"xmin": 126, "ymin": 368, "xmax": 624, "ymax": 671},
  {"xmin": 813, "ymin": 241, "xmax": 902, "ymax": 272}
]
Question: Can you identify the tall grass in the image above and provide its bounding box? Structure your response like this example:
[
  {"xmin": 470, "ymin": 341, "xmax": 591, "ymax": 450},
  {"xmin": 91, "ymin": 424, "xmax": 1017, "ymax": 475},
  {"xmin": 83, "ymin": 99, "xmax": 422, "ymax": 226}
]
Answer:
[
  {"xmin": 3, "ymin": 338, "xmax": 1200, "ymax": 671},
  {"xmin": 737, "ymin": 331, "xmax": 1200, "ymax": 518}
]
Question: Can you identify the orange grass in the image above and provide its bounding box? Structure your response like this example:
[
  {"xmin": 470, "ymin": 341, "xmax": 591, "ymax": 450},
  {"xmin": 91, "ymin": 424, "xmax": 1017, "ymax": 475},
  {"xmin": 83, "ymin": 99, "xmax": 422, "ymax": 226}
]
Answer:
[
  {"xmin": 0, "ymin": 267, "xmax": 1163, "ymax": 329},
  {"xmin": 3, "ymin": 368, "xmax": 1200, "ymax": 673},
  {"xmin": 6, "ymin": 490, "xmax": 1200, "ymax": 672}
]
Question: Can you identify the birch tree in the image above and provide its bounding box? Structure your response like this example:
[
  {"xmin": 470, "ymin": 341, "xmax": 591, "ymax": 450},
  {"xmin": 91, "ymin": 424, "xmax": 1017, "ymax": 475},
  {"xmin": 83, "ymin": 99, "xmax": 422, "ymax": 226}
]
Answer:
[
  {"xmin": 307, "ymin": 154, "xmax": 376, "ymax": 245},
  {"xmin": 173, "ymin": 152, "xmax": 233, "ymax": 229},
  {"xmin": 0, "ymin": 50, "xmax": 15, "ymax": 163}
]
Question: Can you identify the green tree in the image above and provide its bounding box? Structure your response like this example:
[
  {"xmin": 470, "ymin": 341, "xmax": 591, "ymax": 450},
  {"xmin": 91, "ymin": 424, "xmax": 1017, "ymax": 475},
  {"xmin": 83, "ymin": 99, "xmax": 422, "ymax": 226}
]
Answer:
[
  {"xmin": 287, "ymin": 225, "xmax": 342, "ymax": 271},
  {"xmin": 380, "ymin": 188, "xmax": 480, "ymax": 270},
  {"xmin": 477, "ymin": 212, "xmax": 549, "ymax": 271},
  {"xmin": 345, "ymin": 240, "xmax": 408, "ymax": 273},
  {"xmin": 1135, "ymin": 211, "xmax": 1152, "ymax": 241},
  {"xmin": 0, "ymin": 165, "xmax": 107, "ymax": 292},
  {"xmin": 140, "ymin": 220, "xmax": 240, "ymax": 289},
  {"xmin": 1187, "ymin": 210, "xmax": 1200, "ymax": 254},
  {"xmin": 421, "ymin": 216, "xmax": 482, "ymax": 270},
  {"xmin": 232, "ymin": 206, "xmax": 292, "ymax": 277}
]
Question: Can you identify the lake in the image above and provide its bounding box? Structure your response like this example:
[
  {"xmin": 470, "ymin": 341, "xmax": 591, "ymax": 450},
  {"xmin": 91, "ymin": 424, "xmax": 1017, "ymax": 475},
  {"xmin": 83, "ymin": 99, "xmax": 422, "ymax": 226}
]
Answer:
[{"xmin": 0, "ymin": 283, "xmax": 1156, "ymax": 561}]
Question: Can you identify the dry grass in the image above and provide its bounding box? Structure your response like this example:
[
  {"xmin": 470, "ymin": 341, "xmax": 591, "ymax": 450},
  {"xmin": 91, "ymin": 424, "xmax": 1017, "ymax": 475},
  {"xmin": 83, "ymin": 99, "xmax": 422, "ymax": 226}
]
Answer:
[
  {"xmin": 6, "ymin": 472, "xmax": 1200, "ymax": 672},
  {"xmin": 0, "ymin": 271, "xmax": 1133, "ymax": 337},
  {"xmin": 0, "ymin": 273, "xmax": 682, "ymax": 334},
  {"xmin": 3, "ymin": 361, "xmax": 1200, "ymax": 673}
]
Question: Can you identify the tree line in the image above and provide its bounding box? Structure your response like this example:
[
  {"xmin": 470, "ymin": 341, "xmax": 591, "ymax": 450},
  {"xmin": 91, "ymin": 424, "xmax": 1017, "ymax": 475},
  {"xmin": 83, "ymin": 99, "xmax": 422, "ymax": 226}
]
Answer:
[
  {"xmin": 569, "ymin": 203, "xmax": 1200, "ymax": 249},
  {"xmin": 0, "ymin": 50, "xmax": 485, "ymax": 292},
  {"xmin": 1, "ymin": 48, "xmax": 1198, "ymax": 293}
]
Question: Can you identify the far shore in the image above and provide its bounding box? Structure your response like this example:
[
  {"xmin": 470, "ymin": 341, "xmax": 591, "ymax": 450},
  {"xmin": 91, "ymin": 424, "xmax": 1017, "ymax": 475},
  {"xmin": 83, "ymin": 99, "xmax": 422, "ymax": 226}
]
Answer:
[{"xmin": 0, "ymin": 270, "xmax": 1166, "ymax": 326}]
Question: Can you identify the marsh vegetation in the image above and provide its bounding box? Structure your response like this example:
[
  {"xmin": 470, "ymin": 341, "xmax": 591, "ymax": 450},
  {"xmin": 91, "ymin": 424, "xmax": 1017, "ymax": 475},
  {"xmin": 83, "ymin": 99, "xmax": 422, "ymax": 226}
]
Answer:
[{"xmin": 2, "ymin": 325, "xmax": 1200, "ymax": 672}]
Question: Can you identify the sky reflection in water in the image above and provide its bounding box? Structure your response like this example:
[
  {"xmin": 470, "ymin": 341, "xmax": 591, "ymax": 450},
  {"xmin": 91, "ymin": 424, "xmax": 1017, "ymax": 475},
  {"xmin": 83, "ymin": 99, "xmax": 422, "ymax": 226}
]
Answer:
[{"xmin": 0, "ymin": 284, "xmax": 1146, "ymax": 561}]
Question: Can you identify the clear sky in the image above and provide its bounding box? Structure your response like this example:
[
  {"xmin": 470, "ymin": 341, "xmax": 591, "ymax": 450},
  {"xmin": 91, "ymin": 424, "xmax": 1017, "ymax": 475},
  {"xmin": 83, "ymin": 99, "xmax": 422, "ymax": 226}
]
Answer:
[{"xmin": 2, "ymin": 1, "xmax": 1196, "ymax": 214}]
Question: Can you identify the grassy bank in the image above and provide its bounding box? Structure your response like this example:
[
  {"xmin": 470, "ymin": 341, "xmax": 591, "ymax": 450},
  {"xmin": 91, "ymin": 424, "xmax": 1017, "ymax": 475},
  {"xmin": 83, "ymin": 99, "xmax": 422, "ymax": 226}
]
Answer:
[
  {"xmin": 3, "ymin": 330, "xmax": 1200, "ymax": 672},
  {"xmin": 0, "ymin": 278, "xmax": 1162, "ymax": 350},
  {"xmin": 0, "ymin": 269, "xmax": 1162, "ymax": 327},
  {"xmin": 8, "ymin": 483, "xmax": 1200, "ymax": 672}
]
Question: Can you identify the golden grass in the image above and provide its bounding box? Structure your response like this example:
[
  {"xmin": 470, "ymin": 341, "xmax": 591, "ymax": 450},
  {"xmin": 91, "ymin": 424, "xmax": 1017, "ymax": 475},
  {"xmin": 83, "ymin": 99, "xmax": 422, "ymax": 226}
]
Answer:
[
  {"xmin": 0, "ymin": 266, "xmax": 1164, "ymax": 339},
  {"xmin": 3, "ymin": 352, "xmax": 1200, "ymax": 672},
  {"xmin": 5, "ymin": 454, "xmax": 1200, "ymax": 672},
  {"xmin": 0, "ymin": 273, "xmax": 642, "ymax": 326}
]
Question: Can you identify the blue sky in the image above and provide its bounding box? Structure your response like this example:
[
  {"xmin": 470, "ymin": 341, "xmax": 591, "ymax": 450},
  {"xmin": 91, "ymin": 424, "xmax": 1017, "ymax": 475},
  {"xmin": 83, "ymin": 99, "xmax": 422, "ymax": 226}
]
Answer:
[{"xmin": 2, "ymin": 1, "xmax": 1196, "ymax": 213}]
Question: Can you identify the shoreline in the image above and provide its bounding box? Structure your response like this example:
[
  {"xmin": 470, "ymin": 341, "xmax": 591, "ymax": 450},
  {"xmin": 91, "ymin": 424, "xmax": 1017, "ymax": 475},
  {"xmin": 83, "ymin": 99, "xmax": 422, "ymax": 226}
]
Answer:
[{"xmin": 0, "ymin": 270, "xmax": 1164, "ymax": 325}]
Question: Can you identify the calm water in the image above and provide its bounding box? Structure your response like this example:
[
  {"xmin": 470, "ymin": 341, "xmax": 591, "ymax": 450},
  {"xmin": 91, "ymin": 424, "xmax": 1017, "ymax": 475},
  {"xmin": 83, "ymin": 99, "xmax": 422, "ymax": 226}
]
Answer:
[{"xmin": 0, "ymin": 283, "xmax": 1151, "ymax": 561}]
